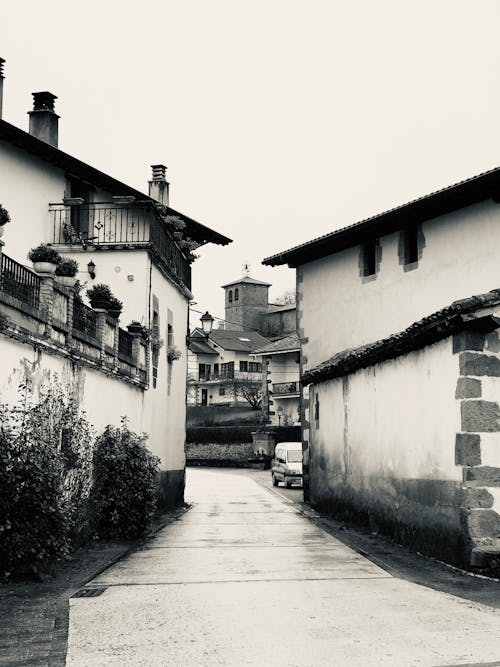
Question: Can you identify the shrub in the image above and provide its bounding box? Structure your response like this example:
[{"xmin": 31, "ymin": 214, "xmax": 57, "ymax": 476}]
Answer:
[
  {"xmin": 186, "ymin": 425, "xmax": 255, "ymax": 444},
  {"xmin": 107, "ymin": 296, "xmax": 123, "ymax": 314},
  {"xmin": 0, "ymin": 204, "xmax": 11, "ymax": 226},
  {"xmin": 86, "ymin": 283, "xmax": 113, "ymax": 303},
  {"xmin": 28, "ymin": 243, "xmax": 61, "ymax": 264},
  {"xmin": 92, "ymin": 420, "xmax": 159, "ymax": 540},
  {"xmin": 55, "ymin": 257, "xmax": 79, "ymax": 277}
]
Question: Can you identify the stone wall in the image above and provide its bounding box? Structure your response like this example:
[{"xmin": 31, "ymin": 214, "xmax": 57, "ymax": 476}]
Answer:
[{"xmin": 186, "ymin": 442, "xmax": 256, "ymax": 466}]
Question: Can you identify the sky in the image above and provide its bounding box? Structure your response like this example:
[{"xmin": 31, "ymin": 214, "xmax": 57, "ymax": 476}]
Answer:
[{"xmin": 3, "ymin": 0, "xmax": 500, "ymax": 327}]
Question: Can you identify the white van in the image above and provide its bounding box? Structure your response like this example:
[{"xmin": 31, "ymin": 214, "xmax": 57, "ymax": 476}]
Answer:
[{"xmin": 271, "ymin": 442, "xmax": 303, "ymax": 488}]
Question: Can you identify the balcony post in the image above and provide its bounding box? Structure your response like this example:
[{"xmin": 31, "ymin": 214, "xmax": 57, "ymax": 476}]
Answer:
[{"xmin": 39, "ymin": 276, "xmax": 55, "ymax": 338}]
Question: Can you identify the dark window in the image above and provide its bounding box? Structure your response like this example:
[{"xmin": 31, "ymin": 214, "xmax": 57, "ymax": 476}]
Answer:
[
  {"xmin": 152, "ymin": 310, "xmax": 160, "ymax": 388},
  {"xmin": 404, "ymin": 226, "xmax": 419, "ymax": 265},
  {"xmin": 221, "ymin": 361, "xmax": 234, "ymax": 378},
  {"xmin": 362, "ymin": 240, "xmax": 377, "ymax": 277},
  {"xmin": 213, "ymin": 363, "xmax": 219, "ymax": 377},
  {"xmin": 234, "ymin": 288, "xmax": 239, "ymax": 301},
  {"xmin": 199, "ymin": 363, "xmax": 211, "ymax": 380},
  {"xmin": 228, "ymin": 290, "xmax": 233, "ymax": 303},
  {"xmin": 240, "ymin": 360, "xmax": 248, "ymax": 372},
  {"xmin": 314, "ymin": 394, "xmax": 320, "ymax": 426},
  {"xmin": 249, "ymin": 362, "xmax": 261, "ymax": 373},
  {"xmin": 219, "ymin": 386, "xmax": 226, "ymax": 396},
  {"xmin": 167, "ymin": 323, "xmax": 174, "ymax": 350}
]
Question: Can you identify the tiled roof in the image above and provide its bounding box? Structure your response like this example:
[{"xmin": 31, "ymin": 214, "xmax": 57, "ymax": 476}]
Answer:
[
  {"xmin": 252, "ymin": 334, "xmax": 300, "ymax": 355},
  {"xmin": 302, "ymin": 289, "xmax": 500, "ymax": 386},
  {"xmin": 189, "ymin": 338, "xmax": 218, "ymax": 355},
  {"xmin": 0, "ymin": 119, "xmax": 231, "ymax": 247},
  {"xmin": 263, "ymin": 166, "xmax": 500, "ymax": 267},
  {"xmin": 221, "ymin": 276, "xmax": 271, "ymax": 288},
  {"xmin": 208, "ymin": 328, "xmax": 270, "ymax": 352}
]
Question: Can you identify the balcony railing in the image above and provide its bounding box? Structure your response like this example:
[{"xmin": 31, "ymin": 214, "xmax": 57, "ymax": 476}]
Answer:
[
  {"xmin": 0, "ymin": 254, "xmax": 41, "ymax": 310},
  {"xmin": 197, "ymin": 370, "xmax": 262, "ymax": 382},
  {"xmin": 273, "ymin": 381, "xmax": 300, "ymax": 395},
  {"xmin": 49, "ymin": 202, "xmax": 191, "ymax": 290},
  {"xmin": 73, "ymin": 299, "xmax": 99, "ymax": 341}
]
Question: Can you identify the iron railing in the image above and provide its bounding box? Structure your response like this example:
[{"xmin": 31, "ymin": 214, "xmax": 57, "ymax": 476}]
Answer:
[
  {"xmin": 0, "ymin": 253, "xmax": 41, "ymax": 310},
  {"xmin": 118, "ymin": 328, "xmax": 134, "ymax": 361},
  {"xmin": 197, "ymin": 370, "xmax": 262, "ymax": 382},
  {"xmin": 49, "ymin": 202, "xmax": 191, "ymax": 289},
  {"xmin": 273, "ymin": 381, "xmax": 300, "ymax": 395},
  {"xmin": 72, "ymin": 299, "xmax": 98, "ymax": 340}
]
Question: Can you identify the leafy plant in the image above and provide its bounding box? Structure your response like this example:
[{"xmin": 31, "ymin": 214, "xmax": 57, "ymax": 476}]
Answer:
[
  {"xmin": 86, "ymin": 283, "xmax": 113, "ymax": 303},
  {"xmin": 91, "ymin": 419, "xmax": 159, "ymax": 540},
  {"xmin": 55, "ymin": 257, "xmax": 79, "ymax": 277},
  {"xmin": 28, "ymin": 244, "xmax": 61, "ymax": 264},
  {"xmin": 108, "ymin": 296, "xmax": 123, "ymax": 313},
  {"xmin": 0, "ymin": 204, "xmax": 11, "ymax": 226},
  {"xmin": 167, "ymin": 346, "xmax": 182, "ymax": 363}
]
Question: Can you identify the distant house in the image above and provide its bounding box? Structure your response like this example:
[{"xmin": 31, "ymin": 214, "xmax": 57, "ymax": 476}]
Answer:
[
  {"xmin": 187, "ymin": 328, "xmax": 268, "ymax": 407},
  {"xmin": 264, "ymin": 165, "xmax": 500, "ymax": 569},
  {"xmin": 0, "ymin": 59, "xmax": 230, "ymax": 507},
  {"xmin": 252, "ymin": 334, "xmax": 300, "ymax": 426}
]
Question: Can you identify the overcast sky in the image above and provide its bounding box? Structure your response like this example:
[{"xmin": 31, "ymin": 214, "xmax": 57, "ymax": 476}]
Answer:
[{"xmin": 3, "ymin": 1, "xmax": 500, "ymax": 326}]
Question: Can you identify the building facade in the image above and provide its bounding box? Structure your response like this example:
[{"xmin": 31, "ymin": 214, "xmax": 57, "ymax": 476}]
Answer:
[
  {"xmin": 0, "ymin": 60, "xmax": 230, "ymax": 506},
  {"xmin": 264, "ymin": 166, "xmax": 500, "ymax": 568}
]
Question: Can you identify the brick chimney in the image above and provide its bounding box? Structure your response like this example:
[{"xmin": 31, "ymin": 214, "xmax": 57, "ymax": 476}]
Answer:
[
  {"xmin": 149, "ymin": 164, "xmax": 169, "ymax": 205},
  {"xmin": 28, "ymin": 92, "xmax": 59, "ymax": 147},
  {"xmin": 0, "ymin": 58, "xmax": 5, "ymax": 119}
]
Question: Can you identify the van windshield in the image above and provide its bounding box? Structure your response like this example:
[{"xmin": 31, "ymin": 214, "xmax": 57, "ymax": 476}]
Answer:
[{"xmin": 287, "ymin": 450, "xmax": 302, "ymax": 462}]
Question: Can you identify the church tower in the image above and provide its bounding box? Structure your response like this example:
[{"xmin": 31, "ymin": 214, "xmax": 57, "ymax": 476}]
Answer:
[{"xmin": 222, "ymin": 274, "xmax": 271, "ymax": 332}]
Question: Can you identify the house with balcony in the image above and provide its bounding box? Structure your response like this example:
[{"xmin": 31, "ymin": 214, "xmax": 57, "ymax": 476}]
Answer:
[
  {"xmin": 252, "ymin": 333, "xmax": 301, "ymax": 427},
  {"xmin": 0, "ymin": 59, "xmax": 230, "ymax": 507},
  {"xmin": 187, "ymin": 327, "xmax": 268, "ymax": 407}
]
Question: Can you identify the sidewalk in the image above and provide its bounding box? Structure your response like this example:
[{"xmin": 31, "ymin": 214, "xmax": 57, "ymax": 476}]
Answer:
[{"xmin": 66, "ymin": 468, "xmax": 500, "ymax": 666}]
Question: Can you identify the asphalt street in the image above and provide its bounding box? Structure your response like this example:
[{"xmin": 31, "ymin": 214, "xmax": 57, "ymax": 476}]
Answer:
[{"xmin": 66, "ymin": 468, "xmax": 500, "ymax": 666}]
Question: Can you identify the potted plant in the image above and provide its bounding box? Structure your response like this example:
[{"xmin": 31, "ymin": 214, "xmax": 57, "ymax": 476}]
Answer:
[
  {"xmin": 55, "ymin": 257, "xmax": 79, "ymax": 287},
  {"xmin": 107, "ymin": 296, "xmax": 123, "ymax": 320},
  {"xmin": 127, "ymin": 320, "xmax": 149, "ymax": 339},
  {"xmin": 167, "ymin": 346, "xmax": 182, "ymax": 363},
  {"xmin": 0, "ymin": 204, "xmax": 11, "ymax": 237},
  {"xmin": 28, "ymin": 244, "xmax": 61, "ymax": 275},
  {"xmin": 86, "ymin": 283, "xmax": 113, "ymax": 311}
]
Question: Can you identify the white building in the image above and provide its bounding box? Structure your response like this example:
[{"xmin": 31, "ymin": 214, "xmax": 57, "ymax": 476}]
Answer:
[
  {"xmin": 264, "ymin": 166, "xmax": 500, "ymax": 569},
  {"xmin": 0, "ymin": 60, "xmax": 230, "ymax": 506}
]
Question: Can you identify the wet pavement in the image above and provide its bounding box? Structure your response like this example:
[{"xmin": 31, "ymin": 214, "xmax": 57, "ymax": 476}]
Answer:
[{"xmin": 66, "ymin": 468, "xmax": 500, "ymax": 666}]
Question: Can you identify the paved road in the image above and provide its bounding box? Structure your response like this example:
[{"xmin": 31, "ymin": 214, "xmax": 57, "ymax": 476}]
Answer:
[{"xmin": 67, "ymin": 468, "xmax": 500, "ymax": 666}]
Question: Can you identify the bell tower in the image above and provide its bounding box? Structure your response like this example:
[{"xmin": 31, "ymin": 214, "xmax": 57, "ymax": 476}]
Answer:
[{"xmin": 222, "ymin": 274, "xmax": 271, "ymax": 331}]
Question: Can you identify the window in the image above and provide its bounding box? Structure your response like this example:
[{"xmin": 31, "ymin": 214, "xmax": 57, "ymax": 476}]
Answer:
[
  {"xmin": 249, "ymin": 362, "xmax": 261, "ymax": 373},
  {"xmin": 240, "ymin": 360, "xmax": 248, "ymax": 372},
  {"xmin": 199, "ymin": 363, "xmax": 211, "ymax": 380},
  {"xmin": 167, "ymin": 323, "xmax": 174, "ymax": 350},
  {"xmin": 221, "ymin": 361, "xmax": 234, "ymax": 378},
  {"xmin": 213, "ymin": 363, "xmax": 219, "ymax": 377},
  {"xmin": 362, "ymin": 240, "xmax": 377, "ymax": 277},
  {"xmin": 152, "ymin": 308, "xmax": 160, "ymax": 389},
  {"xmin": 228, "ymin": 290, "xmax": 233, "ymax": 303},
  {"xmin": 314, "ymin": 393, "xmax": 320, "ymax": 427},
  {"xmin": 404, "ymin": 226, "xmax": 419, "ymax": 265},
  {"xmin": 235, "ymin": 288, "xmax": 239, "ymax": 301},
  {"xmin": 219, "ymin": 386, "xmax": 226, "ymax": 396}
]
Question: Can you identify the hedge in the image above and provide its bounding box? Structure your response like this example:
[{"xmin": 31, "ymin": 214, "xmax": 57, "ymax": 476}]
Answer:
[{"xmin": 186, "ymin": 425, "xmax": 255, "ymax": 444}]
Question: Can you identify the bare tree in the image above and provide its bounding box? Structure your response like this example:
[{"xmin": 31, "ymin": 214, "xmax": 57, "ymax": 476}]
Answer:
[
  {"xmin": 227, "ymin": 378, "xmax": 262, "ymax": 410},
  {"xmin": 273, "ymin": 288, "xmax": 296, "ymax": 306}
]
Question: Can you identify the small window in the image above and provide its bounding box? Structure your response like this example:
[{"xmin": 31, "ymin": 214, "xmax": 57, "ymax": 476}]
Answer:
[
  {"xmin": 219, "ymin": 386, "xmax": 226, "ymax": 396},
  {"xmin": 362, "ymin": 240, "xmax": 377, "ymax": 277},
  {"xmin": 404, "ymin": 226, "xmax": 419, "ymax": 265},
  {"xmin": 314, "ymin": 394, "xmax": 320, "ymax": 427},
  {"xmin": 228, "ymin": 290, "xmax": 233, "ymax": 303},
  {"xmin": 240, "ymin": 360, "xmax": 248, "ymax": 372},
  {"xmin": 235, "ymin": 288, "xmax": 239, "ymax": 301}
]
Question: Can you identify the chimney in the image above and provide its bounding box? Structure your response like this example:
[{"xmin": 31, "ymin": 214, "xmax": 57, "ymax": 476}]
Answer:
[
  {"xmin": 28, "ymin": 92, "xmax": 59, "ymax": 147},
  {"xmin": 149, "ymin": 164, "xmax": 169, "ymax": 205},
  {"xmin": 0, "ymin": 58, "xmax": 5, "ymax": 119}
]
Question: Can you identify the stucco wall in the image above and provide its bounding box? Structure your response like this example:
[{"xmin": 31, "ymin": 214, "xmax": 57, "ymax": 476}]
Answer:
[
  {"xmin": 299, "ymin": 200, "xmax": 500, "ymax": 369},
  {"xmin": 309, "ymin": 337, "xmax": 466, "ymax": 563}
]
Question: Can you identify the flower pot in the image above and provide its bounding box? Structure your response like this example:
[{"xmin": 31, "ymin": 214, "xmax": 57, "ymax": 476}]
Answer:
[
  {"xmin": 56, "ymin": 275, "xmax": 77, "ymax": 287},
  {"xmin": 90, "ymin": 298, "xmax": 110, "ymax": 311},
  {"xmin": 107, "ymin": 309, "xmax": 122, "ymax": 320},
  {"xmin": 33, "ymin": 261, "xmax": 58, "ymax": 275}
]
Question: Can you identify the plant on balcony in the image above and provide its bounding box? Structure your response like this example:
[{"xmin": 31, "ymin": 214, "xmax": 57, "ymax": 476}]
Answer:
[
  {"xmin": 86, "ymin": 283, "xmax": 113, "ymax": 311},
  {"xmin": 107, "ymin": 296, "xmax": 123, "ymax": 320},
  {"xmin": 127, "ymin": 320, "xmax": 149, "ymax": 340},
  {"xmin": 28, "ymin": 244, "xmax": 62, "ymax": 275},
  {"xmin": 0, "ymin": 204, "xmax": 10, "ymax": 237},
  {"xmin": 55, "ymin": 257, "xmax": 79, "ymax": 287},
  {"xmin": 167, "ymin": 346, "xmax": 182, "ymax": 363}
]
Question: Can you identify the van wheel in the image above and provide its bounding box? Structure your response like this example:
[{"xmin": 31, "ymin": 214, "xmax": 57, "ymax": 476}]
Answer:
[
  {"xmin": 272, "ymin": 474, "xmax": 278, "ymax": 487},
  {"xmin": 285, "ymin": 480, "xmax": 292, "ymax": 489}
]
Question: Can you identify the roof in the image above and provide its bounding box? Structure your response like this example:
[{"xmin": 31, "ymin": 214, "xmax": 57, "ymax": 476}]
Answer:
[
  {"xmin": 188, "ymin": 338, "xmax": 218, "ymax": 355},
  {"xmin": 208, "ymin": 328, "xmax": 270, "ymax": 352},
  {"xmin": 221, "ymin": 276, "xmax": 271, "ymax": 288},
  {"xmin": 0, "ymin": 118, "xmax": 231, "ymax": 247},
  {"xmin": 265, "ymin": 304, "xmax": 296, "ymax": 314},
  {"xmin": 252, "ymin": 334, "xmax": 300, "ymax": 355},
  {"xmin": 263, "ymin": 166, "xmax": 500, "ymax": 267},
  {"xmin": 302, "ymin": 288, "xmax": 500, "ymax": 386}
]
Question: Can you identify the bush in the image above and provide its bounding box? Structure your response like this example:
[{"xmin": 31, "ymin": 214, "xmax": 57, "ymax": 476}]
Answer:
[
  {"xmin": 56, "ymin": 257, "xmax": 79, "ymax": 277},
  {"xmin": 86, "ymin": 283, "xmax": 113, "ymax": 303},
  {"xmin": 28, "ymin": 243, "xmax": 61, "ymax": 264},
  {"xmin": 92, "ymin": 421, "xmax": 159, "ymax": 540},
  {"xmin": 0, "ymin": 204, "xmax": 11, "ymax": 226}
]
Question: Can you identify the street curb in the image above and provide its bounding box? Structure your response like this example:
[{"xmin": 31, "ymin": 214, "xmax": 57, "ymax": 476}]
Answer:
[{"xmin": 47, "ymin": 504, "xmax": 191, "ymax": 667}]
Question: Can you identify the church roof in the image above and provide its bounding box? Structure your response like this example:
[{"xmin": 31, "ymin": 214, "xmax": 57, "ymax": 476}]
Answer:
[{"xmin": 221, "ymin": 276, "xmax": 271, "ymax": 288}]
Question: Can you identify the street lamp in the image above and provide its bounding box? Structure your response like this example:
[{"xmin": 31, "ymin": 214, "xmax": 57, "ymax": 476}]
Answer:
[
  {"xmin": 87, "ymin": 259, "xmax": 96, "ymax": 280},
  {"xmin": 200, "ymin": 311, "xmax": 214, "ymax": 337}
]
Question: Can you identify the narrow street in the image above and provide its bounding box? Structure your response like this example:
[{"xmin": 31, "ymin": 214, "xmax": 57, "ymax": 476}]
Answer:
[{"xmin": 66, "ymin": 468, "xmax": 500, "ymax": 666}]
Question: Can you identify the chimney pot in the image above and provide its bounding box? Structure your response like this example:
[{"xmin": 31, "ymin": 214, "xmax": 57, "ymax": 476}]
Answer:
[
  {"xmin": 149, "ymin": 164, "xmax": 169, "ymax": 205},
  {"xmin": 151, "ymin": 164, "xmax": 167, "ymax": 182},
  {"xmin": 28, "ymin": 91, "xmax": 59, "ymax": 147}
]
